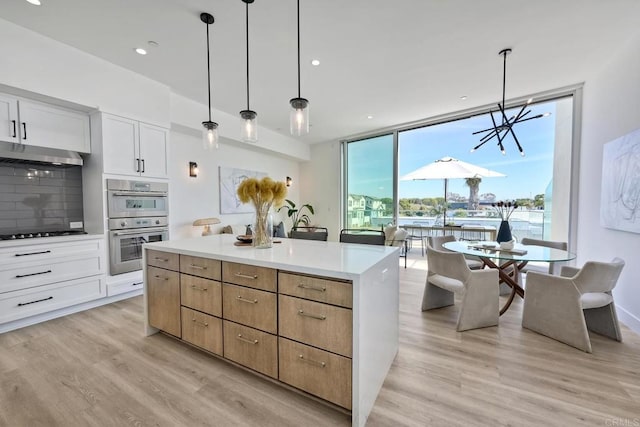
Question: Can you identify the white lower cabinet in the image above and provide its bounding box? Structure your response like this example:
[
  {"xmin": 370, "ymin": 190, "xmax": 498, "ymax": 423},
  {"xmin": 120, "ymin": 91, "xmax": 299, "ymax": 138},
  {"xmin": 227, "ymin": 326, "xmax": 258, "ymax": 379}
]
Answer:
[{"xmin": 0, "ymin": 236, "xmax": 107, "ymax": 326}]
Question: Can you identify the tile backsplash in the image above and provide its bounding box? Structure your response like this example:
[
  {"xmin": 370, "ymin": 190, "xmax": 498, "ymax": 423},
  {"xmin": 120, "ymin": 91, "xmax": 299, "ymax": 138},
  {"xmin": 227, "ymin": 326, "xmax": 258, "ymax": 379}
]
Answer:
[{"xmin": 0, "ymin": 161, "xmax": 83, "ymax": 235}]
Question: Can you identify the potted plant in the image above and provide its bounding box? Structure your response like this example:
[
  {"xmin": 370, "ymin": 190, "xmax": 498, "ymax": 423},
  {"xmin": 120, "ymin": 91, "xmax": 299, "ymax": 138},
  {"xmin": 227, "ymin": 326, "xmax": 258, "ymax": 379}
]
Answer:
[{"xmin": 277, "ymin": 199, "xmax": 314, "ymax": 232}]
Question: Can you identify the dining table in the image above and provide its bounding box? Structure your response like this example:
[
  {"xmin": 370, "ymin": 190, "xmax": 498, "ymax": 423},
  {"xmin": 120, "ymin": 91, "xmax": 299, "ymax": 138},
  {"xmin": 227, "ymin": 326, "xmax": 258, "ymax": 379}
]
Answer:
[{"xmin": 442, "ymin": 240, "xmax": 576, "ymax": 315}]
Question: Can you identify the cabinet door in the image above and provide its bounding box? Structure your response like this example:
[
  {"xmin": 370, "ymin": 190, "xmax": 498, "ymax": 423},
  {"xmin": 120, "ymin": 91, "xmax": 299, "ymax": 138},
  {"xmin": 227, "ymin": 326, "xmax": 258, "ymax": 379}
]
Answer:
[
  {"xmin": 18, "ymin": 99, "xmax": 91, "ymax": 153},
  {"xmin": 0, "ymin": 94, "xmax": 19, "ymax": 143},
  {"xmin": 147, "ymin": 266, "xmax": 181, "ymax": 337},
  {"xmin": 139, "ymin": 122, "xmax": 168, "ymax": 179},
  {"xmin": 102, "ymin": 115, "xmax": 140, "ymax": 176}
]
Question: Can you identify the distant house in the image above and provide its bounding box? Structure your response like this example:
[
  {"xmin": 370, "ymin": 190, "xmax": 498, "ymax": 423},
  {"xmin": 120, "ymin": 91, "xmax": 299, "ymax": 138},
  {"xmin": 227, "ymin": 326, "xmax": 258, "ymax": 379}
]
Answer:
[{"xmin": 347, "ymin": 194, "xmax": 386, "ymax": 227}]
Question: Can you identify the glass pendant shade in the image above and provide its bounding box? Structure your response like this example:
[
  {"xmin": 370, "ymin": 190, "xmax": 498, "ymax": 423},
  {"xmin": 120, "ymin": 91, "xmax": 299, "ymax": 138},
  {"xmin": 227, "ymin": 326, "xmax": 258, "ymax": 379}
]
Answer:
[
  {"xmin": 202, "ymin": 120, "xmax": 219, "ymax": 149},
  {"xmin": 289, "ymin": 97, "xmax": 309, "ymax": 136},
  {"xmin": 240, "ymin": 110, "xmax": 258, "ymax": 143}
]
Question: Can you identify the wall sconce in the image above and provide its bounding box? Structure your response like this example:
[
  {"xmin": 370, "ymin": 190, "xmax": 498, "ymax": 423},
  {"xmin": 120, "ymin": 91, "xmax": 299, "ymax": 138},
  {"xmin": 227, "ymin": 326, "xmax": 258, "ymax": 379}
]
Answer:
[
  {"xmin": 286, "ymin": 176, "xmax": 292, "ymax": 187},
  {"xmin": 189, "ymin": 162, "xmax": 199, "ymax": 177},
  {"xmin": 193, "ymin": 217, "xmax": 221, "ymax": 236}
]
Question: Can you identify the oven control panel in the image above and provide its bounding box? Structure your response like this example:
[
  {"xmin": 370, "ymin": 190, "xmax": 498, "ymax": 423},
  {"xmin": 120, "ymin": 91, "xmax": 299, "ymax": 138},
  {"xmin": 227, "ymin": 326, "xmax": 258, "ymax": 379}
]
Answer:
[{"xmin": 108, "ymin": 216, "xmax": 168, "ymax": 230}]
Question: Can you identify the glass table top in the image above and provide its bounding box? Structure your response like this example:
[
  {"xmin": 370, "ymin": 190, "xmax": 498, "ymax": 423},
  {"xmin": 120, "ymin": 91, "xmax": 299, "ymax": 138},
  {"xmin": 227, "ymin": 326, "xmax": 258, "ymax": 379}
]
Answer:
[{"xmin": 442, "ymin": 240, "xmax": 576, "ymax": 263}]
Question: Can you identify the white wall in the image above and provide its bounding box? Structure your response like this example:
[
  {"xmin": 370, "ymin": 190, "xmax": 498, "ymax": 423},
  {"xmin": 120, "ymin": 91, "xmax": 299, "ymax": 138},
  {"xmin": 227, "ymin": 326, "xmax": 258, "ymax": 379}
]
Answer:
[
  {"xmin": 168, "ymin": 128, "xmax": 300, "ymax": 240},
  {"xmin": 578, "ymin": 33, "xmax": 640, "ymax": 332}
]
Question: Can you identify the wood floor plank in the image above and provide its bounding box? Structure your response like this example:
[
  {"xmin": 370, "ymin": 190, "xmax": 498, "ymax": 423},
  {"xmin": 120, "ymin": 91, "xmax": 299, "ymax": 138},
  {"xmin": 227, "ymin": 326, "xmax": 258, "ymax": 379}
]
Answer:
[{"xmin": 2, "ymin": 251, "xmax": 640, "ymax": 426}]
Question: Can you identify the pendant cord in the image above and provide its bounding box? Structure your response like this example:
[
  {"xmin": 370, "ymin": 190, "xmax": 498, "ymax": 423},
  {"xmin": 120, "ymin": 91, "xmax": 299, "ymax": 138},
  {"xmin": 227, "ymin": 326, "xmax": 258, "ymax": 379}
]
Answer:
[
  {"xmin": 206, "ymin": 21, "xmax": 212, "ymax": 122},
  {"xmin": 245, "ymin": 1, "xmax": 250, "ymax": 110},
  {"xmin": 501, "ymin": 50, "xmax": 507, "ymax": 125},
  {"xmin": 296, "ymin": 0, "xmax": 301, "ymax": 98}
]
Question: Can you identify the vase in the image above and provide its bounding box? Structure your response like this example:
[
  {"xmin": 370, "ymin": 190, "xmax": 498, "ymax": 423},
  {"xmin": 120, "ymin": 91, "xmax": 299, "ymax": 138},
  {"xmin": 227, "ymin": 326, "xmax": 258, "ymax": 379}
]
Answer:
[
  {"xmin": 253, "ymin": 208, "xmax": 273, "ymax": 249},
  {"xmin": 496, "ymin": 220, "xmax": 512, "ymax": 243}
]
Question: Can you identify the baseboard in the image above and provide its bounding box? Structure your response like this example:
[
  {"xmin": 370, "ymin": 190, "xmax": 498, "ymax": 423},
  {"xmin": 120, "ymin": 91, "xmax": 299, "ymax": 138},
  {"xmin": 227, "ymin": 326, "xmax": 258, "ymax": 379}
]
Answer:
[
  {"xmin": 0, "ymin": 288, "xmax": 143, "ymax": 334},
  {"xmin": 618, "ymin": 305, "xmax": 640, "ymax": 335}
]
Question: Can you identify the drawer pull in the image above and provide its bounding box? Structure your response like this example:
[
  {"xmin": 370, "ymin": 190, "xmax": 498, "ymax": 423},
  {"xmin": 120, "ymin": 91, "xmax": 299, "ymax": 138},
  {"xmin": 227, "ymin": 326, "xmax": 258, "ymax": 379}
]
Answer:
[
  {"xmin": 154, "ymin": 275, "xmax": 169, "ymax": 281},
  {"xmin": 191, "ymin": 318, "xmax": 209, "ymax": 327},
  {"xmin": 15, "ymin": 270, "xmax": 52, "ymax": 278},
  {"xmin": 236, "ymin": 334, "xmax": 258, "ymax": 345},
  {"xmin": 297, "ymin": 309, "xmax": 326, "ymax": 320},
  {"xmin": 18, "ymin": 296, "xmax": 53, "ymax": 307},
  {"xmin": 154, "ymin": 256, "xmax": 169, "ymax": 262},
  {"xmin": 297, "ymin": 283, "xmax": 326, "ymax": 292},
  {"xmin": 298, "ymin": 354, "xmax": 326, "ymax": 368},
  {"xmin": 234, "ymin": 272, "xmax": 258, "ymax": 280},
  {"xmin": 236, "ymin": 296, "xmax": 258, "ymax": 304},
  {"xmin": 132, "ymin": 281, "xmax": 143, "ymax": 287},
  {"xmin": 15, "ymin": 250, "xmax": 52, "ymax": 257},
  {"xmin": 188, "ymin": 264, "xmax": 207, "ymax": 270},
  {"xmin": 191, "ymin": 285, "xmax": 208, "ymax": 291}
]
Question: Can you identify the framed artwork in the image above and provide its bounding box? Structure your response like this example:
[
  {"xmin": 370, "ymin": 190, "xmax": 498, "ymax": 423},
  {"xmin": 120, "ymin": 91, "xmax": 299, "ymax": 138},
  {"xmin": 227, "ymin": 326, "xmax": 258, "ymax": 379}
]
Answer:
[
  {"xmin": 600, "ymin": 128, "xmax": 640, "ymax": 233},
  {"xmin": 219, "ymin": 166, "xmax": 267, "ymax": 214}
]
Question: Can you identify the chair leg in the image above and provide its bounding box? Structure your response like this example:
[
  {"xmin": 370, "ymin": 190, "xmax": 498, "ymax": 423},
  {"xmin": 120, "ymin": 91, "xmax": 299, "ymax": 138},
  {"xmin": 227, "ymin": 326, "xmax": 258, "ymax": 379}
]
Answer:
[
  {"xmin": 421, "ymin": 281, "xmax": 454, "ymax": 311},
  {"xmin": 584, "ymin": 303, "xmax": 622, "ymax": 342}
]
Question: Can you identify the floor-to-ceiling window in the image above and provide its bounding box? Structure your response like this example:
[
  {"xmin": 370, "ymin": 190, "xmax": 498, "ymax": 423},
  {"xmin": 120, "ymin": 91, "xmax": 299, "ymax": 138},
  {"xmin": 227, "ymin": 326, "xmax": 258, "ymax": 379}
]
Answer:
[
  {"xmin": 343, "ymin": 134, "xmax": 395, "ymax": 230},
  {"xmin": 343, "ymin": 94, "xmax": 575, "ymax": 242}
]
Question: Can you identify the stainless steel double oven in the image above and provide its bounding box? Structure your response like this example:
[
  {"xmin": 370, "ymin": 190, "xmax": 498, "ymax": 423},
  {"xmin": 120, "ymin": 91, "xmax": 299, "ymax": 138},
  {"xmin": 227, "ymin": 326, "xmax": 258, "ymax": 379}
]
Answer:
[{"xmin": 107, "ymin": 179, "xmax": 169, "ymax": 275}]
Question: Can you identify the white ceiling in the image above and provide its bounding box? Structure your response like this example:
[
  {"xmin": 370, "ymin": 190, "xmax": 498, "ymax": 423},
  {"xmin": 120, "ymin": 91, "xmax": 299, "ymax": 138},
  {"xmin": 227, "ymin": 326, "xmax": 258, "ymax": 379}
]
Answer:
[{"xmin": 3, "ymin": 0, "xmax": 640, "ymax": 144}]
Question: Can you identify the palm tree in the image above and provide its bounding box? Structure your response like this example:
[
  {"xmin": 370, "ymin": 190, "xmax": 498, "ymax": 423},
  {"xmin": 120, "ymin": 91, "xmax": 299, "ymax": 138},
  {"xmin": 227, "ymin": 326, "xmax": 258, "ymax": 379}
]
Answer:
[{"xmin": 465, "ymin": 177, "xmax": 482, "ymax": 211}]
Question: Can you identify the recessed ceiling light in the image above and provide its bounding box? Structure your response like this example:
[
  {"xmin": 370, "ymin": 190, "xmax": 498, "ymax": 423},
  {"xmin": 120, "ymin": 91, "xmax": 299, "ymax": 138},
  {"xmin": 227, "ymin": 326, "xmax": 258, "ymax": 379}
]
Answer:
[
  {"xmin": 460, "ymin": 96, "xmax": 467, "ymax": 100},
  {"xmin": 367, "ymin": 115, "xmax": 373, "ymax": 119},
  {"xmin": 26, "ymin": 0, "xmax": 41, "ymax": 5},
  {"xmin": 134, "ymin": 48, "xmax": 147, "ymax": 55},
  {"xmin": 147, "ymin": 41, "xmax": 159, "ymax": 48},
  {"xmin": 311, "ymin": 59, "xmax": 320, "ymax": 66}
]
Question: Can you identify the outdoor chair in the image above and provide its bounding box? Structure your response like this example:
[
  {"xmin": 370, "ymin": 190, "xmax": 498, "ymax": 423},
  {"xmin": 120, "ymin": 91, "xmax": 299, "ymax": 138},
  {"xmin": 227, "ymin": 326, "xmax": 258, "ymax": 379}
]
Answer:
[
  {"xmin": 290, "ymin": 226, "xmax": 329, "ymax": 241},
  {"xmin": 407, "ymin": 221, "xmax": 429, "ymax": 256},
  {"xmin": 339, "ymin": 229, "xmax": 385, "ymax": 246},
  {"xmin": 422, "ymin": 246, "xmax": 499, "ymax": 331},
  {"xmin": 522, "ymin": 257, "xmax": 625, "ymax": 353}
]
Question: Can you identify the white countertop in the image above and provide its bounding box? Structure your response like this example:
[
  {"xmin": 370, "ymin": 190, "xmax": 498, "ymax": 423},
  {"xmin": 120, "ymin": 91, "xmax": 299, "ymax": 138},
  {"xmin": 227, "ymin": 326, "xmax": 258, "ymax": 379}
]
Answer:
[
  {"xmin": 0, "ymin": 233, "xmax": 104, "ymax": 249},
  {"xmin": 144, "ymin": 234, "xmax": 399, "ymax": 280}
]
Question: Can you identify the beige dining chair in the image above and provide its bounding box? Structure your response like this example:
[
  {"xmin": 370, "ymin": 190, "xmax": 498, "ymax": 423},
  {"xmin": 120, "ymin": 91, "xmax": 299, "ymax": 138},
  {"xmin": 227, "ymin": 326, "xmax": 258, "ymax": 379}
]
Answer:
[
  {"xmin": 428, "ymin": 235, "xmax": 484, "ymax": 270},
  {"xmin": 388, "ymin": 228, "xmax": 409, "ymax": 268},
  {"xmin": 520, "ymin": 237, "xmax": 568, "ymax": 275},
  {"xmin": 422, "ymin": 246, "xmax": 499, "ymax": 331},
  {"xmin": 522, "ymin": 257, "xmax": 625, "ymax": 353}
]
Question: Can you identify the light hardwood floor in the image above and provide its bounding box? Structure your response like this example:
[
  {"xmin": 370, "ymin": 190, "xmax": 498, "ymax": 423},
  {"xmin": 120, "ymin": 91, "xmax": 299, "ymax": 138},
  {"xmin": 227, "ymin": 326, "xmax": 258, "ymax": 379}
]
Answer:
[{"xmin": 1, "ymin": 253, "xmax": 639, "ymax": 427}]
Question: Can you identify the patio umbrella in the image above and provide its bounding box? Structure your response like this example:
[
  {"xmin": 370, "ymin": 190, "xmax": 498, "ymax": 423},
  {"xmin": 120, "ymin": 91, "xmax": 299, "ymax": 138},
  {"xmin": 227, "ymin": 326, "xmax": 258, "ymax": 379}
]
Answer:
[{"xmin": 400, "ymin": 156, "xmax": 506, "ymax": 223}]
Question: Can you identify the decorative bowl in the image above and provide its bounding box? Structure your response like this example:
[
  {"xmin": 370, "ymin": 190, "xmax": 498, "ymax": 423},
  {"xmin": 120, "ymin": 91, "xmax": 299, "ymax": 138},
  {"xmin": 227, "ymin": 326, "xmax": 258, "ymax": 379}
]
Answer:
[
  {"xmin": 499, "ymin": 240, "xmax": 515, "ymax": 250},
  {"xmin": 236, "ymin": 235, "xmax": 253, "ymax": 243}
]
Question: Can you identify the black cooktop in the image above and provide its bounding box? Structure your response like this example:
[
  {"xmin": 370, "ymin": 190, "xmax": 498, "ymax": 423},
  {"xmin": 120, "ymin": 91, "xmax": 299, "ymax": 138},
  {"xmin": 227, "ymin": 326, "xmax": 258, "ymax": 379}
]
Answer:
[{"xmin": 0, "ymin": 230, "xmax": 88, "ymax": 241}]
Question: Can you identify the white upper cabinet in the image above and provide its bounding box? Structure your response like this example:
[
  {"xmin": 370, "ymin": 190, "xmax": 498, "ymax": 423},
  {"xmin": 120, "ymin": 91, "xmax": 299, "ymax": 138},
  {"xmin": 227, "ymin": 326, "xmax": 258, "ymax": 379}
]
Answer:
[
  {"xmin": 0, "ymin": 93, "xmax": 91, "ymax": 153},
  {"xmin": 102, "ymin": 114, "xmax": 168, "ymax": 179}
]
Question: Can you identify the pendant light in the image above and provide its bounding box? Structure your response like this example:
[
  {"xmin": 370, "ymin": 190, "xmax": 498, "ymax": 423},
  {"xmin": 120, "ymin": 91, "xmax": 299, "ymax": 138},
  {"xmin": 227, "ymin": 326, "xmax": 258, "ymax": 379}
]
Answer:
[
  {"xmin": 240, "ymin": 0, "xmax": 258, "ymax": 143},
  {"xmin": 200, "ymin": 12, "xmax": 219, "ymax": 150},
  {"xmin": 471, "ymin": 48, "xmax": 550, "ymax": 156},
  {"xmin": 289, "ymin": 0, "xmax": 309, "ymax": 136}
]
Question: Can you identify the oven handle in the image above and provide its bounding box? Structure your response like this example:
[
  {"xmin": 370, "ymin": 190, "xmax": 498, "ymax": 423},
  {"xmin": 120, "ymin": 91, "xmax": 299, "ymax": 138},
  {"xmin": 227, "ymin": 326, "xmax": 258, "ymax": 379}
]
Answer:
[
  {"xmin": 112, "ymin": 227, "xmax": 168, "ymax": 236},
  {"xmin": 109, "ymin": 191, "xmax": 168, "ymax": 197}
]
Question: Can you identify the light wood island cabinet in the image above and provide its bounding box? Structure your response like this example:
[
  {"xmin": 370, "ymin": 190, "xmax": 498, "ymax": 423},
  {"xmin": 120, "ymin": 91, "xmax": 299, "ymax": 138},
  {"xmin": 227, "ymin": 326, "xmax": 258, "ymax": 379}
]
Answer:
[{"xmin": 143, "ymin": 234, "xmax": 400, "ymax": 427}]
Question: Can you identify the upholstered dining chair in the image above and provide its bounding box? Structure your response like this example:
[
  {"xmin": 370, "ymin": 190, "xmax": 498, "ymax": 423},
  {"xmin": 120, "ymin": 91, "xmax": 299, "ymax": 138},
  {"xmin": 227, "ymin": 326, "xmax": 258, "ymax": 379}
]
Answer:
[
  {"xmin": 388, "ymin": 228, "xmax": 409, "ymax": 269},
  {"xmin": 520, "ymin": 237, "xmax": 568, "ymax": 275},
  {"xmin": 422, "ymin": 246, "xmax": 499, "ymax": 331},
  {"xmin": 290, "ymin": 226, "xmax": 328, "ymax": 241},
  {"xmin": 522, "ymin": 257, "xmax": 625, "ymax": 353},
  {"xmin": 428, "ymin": 235, "xmax": 484, "ymax": 270}
]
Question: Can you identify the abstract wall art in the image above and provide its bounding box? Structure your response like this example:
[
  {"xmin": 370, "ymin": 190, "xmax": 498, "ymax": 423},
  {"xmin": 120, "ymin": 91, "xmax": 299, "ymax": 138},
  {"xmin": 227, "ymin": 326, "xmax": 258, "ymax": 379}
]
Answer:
[{"xmin": 219, "ymin": 166, "xmax": 267, "ymax": 214}]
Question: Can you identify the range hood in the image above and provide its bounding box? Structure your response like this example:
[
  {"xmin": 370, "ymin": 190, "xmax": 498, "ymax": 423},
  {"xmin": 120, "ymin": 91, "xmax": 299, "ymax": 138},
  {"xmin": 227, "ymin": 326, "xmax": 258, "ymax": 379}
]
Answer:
[{"xmin": 0, "ymin": 140, "xmax": 83, "ymax": 166}]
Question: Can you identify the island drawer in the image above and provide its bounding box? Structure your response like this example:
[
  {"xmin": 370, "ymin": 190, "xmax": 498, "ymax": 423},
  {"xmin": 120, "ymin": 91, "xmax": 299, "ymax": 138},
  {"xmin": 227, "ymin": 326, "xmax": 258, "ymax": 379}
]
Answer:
[
  {"xmin": 180, "ymin": 274, "xmax": 222, "ymax": 317},
  {"xmin": 147, "ymin": 266, "xmax": 181, "ymax": 337},
  {"xmin": 222, "ymin": 283, "xmax": 276, "ymax": 334},
  {"xmin": 222, "ymin": 262, "xmax": 276, "ymax": 292},
  {"xmin": 279, "ymin": 295, "xmax": 352, "ymax": 358},
  {"xmin": 181, "ymin": 307, "xmax": 223, "ymax": 356},
  {"xmin": 146, "ymin": 250, "xmax": 179, "ymax": 272},
  {"xmin": 223, "ymin": 321, "xmax": 277, "ymax": 379},
  {"xmin": 278, "ymin": 337, "xmax": 352, "ymax": 410},
  {"xmin": 180, "ymin": 255, "xmax": 221, "ymax": 280},
  {"xmin": 278, "ymin": 272, "xmax": 352, "ymax": 308}
]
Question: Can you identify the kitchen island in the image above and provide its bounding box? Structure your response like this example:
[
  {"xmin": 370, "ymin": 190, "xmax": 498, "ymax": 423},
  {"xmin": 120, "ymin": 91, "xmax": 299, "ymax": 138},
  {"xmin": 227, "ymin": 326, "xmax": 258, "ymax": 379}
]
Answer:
[{"xmin": 143, "ymin": 234, "xmax": 399, "ymax": 427}]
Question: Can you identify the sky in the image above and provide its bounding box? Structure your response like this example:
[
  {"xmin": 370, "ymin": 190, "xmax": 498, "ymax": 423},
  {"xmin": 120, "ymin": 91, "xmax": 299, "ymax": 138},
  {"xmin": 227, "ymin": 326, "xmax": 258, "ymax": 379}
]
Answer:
[{"xmin": 347, "ymin": 98, "xmax": 566, "ymax": 201}]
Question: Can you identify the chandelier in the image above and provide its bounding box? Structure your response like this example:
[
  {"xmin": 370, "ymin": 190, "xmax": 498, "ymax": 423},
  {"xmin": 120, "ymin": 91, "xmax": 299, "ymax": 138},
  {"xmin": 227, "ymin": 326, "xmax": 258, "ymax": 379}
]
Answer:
[{"xmin": 471, "ymin": 48, "xmax": 550, "ymax": 156}]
